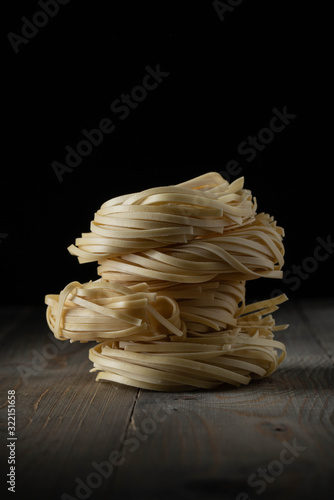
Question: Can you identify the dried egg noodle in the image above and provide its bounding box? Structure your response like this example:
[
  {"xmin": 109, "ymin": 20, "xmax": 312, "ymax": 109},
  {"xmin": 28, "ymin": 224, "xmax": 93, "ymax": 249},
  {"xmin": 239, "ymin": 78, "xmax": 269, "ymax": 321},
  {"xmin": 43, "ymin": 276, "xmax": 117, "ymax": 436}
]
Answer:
[
  {"xmin": 97, "ymin": 213, "xmax": 284, "ymax": 284},
  {"xmin": 68, "ymin": 173, "xmax": 258, "ymax": 262},
  {"xmin": 45, "ymin": 172, "xmax": 289, "ymax": 391}
]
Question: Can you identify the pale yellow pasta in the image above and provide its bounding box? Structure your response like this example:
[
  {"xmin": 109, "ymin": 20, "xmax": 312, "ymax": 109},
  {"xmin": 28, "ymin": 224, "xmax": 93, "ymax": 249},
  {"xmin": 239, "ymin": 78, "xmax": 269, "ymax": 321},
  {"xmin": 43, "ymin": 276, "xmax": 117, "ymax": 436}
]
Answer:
[
  {"xmin": 87, "ymin": 293, "xmax": 288, "ymax": 391},
  {"xmin": 98, "ymin": 213, "xmax": 284, "ymax": 284},
  {"xmin": 45, "ymin": 280, "xmax": 186, "ymax": 342},
  {"xmin": 45, "ymin": 277, "xmax": 288, "ymax": 390},
  {"xmin": 67, "ymin": 173, "xmax": 257, "ymax": 263},
  {"xmin": 45, "ymin": 172, "xmax": 289, "ymax": 391}
]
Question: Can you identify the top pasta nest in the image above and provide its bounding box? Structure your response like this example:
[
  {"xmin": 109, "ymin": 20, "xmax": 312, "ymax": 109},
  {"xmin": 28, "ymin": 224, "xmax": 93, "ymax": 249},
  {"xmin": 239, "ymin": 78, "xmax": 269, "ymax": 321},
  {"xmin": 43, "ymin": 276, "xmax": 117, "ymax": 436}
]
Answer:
[{"xmin": 67, "ymin": 172, "xmax": 284, "ymax": 283}]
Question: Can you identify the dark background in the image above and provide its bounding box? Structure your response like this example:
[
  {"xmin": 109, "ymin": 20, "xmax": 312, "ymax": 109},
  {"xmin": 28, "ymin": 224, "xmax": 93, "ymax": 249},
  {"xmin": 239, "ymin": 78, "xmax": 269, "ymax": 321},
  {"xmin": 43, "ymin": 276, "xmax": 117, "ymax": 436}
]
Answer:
[{"xmin": 2, "ymin": 0, "xmax": 332, "ymax": 305}]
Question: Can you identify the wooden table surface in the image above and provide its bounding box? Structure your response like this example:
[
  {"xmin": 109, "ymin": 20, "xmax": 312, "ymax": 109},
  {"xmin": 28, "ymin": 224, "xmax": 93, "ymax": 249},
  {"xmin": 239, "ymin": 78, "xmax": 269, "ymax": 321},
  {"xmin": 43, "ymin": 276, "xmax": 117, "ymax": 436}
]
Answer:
[{"xmin": 0, "ymin": 298, "xmax": 333, "ymax": 500}]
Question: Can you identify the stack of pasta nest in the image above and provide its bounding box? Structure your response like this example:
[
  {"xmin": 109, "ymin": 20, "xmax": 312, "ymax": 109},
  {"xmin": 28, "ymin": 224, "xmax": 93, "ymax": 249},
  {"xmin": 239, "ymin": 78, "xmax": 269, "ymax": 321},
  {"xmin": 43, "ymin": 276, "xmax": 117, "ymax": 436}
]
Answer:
[{"xmin": 45, "ymin": 172, "xmax": 288, "ymax": 391}]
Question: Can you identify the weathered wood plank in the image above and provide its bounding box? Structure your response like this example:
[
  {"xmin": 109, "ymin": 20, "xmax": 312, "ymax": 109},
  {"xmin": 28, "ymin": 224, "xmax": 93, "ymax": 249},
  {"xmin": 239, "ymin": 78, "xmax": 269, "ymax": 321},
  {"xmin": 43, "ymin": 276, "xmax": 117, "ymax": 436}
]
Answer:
[
  {"xmin": 110, "ymin": 299, "xmax": 334, "ymax": 500},
  {"xmin": 0, "ymin": 307, "xmax": 138, "ymax": 499},
  {"xmin": 1, "ymin": 300, "xmax": 333, "ymax": 500}
]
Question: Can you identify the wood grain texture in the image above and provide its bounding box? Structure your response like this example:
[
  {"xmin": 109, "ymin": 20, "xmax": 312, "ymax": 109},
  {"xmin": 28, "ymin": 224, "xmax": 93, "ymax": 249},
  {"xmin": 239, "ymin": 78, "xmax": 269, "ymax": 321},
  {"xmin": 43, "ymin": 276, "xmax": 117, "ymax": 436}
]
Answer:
[
  {"xmin": 0, "ymin": 300, "xmax": 333, "ymax": 500},
  {"xmin": 0, "ymin": 307, "xmax": 138, "ymax": 499}
]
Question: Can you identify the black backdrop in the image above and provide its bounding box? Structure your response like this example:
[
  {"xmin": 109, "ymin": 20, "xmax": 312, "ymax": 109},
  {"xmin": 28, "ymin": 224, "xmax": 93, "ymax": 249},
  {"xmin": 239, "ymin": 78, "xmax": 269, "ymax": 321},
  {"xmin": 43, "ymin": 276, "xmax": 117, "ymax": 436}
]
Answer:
[{"xmin": 2, "ymin": 0, "xmax": 333, "ymax": 305}]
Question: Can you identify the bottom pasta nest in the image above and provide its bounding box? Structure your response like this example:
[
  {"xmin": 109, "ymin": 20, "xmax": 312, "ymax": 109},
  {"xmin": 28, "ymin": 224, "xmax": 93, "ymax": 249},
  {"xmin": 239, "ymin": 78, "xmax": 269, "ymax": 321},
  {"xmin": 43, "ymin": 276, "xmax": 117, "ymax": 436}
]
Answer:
[{"xmin": 45, "ymin": 278, "xmax": 288, "ymax": 391}]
